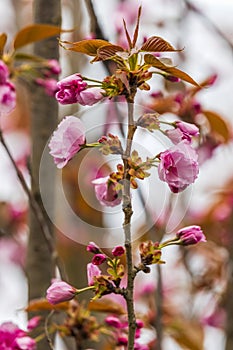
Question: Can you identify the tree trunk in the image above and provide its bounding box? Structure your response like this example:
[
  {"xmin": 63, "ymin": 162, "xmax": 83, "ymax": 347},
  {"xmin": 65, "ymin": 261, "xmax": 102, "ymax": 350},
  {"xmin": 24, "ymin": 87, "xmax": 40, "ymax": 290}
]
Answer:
[{"xmin": 26, "ymin": 1, "xmax": 61, "ymax": 348}]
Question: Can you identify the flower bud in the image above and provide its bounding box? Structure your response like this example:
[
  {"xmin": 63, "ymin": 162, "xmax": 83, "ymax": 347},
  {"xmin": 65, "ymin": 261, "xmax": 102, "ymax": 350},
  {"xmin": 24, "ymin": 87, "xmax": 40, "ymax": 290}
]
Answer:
[
  {"xmin": 92, "ymin": 253, "xmax": 106, "ymax": 265},
  {"xmin": 176, "ymin": 225, "xmax": 206, "ymax": 245},
  {"xmin": 87, "ymin": 241, "xmax": 101, "ymax": 254},
  {"xmin": 46, "ymin": 280, "xmax": 77, "ymax": 304},
  {"xmin": 112, "ymin": 245, "xmax": 125, "ymax": 257}
]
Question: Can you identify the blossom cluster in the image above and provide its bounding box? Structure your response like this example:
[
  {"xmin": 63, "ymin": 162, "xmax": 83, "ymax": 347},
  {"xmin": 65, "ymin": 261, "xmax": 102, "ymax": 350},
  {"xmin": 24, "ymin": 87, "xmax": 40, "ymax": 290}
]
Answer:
[
  {"xmin": 0, "ymin": 317, "xmax": 40, "ymax": 350},
  {"xmin": 35, "ymin": 59, "xmax": 61, "ymax": 97},
  {"xmin": 0, "ymin": 60, "xmax": 16, "ymax": 115}
]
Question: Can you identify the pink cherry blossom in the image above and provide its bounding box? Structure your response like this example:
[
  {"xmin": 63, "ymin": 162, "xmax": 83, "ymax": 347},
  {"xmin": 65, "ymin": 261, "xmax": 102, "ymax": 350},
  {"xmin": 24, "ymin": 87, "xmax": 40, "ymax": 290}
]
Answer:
[
  {"xmin": 27, "ymin": 316, "xmax": 41, "ymax": 331},
  {"xmin": 49, "ymin": 116, "xmax": 86, "ymax": 168},
  {"xmin": 77, "ymin": 87, "xmax": 105, "ymax": 106},
  {"xmin": 0, "ymin": 82, "xmax": 16, "ymax": 114},
  {"xmin": 0, "ymin": 60, "xmax": 9, "ymax": 84},
  {"xmin": 92, "ymin": 176, "xmax": 122, "ymax": 207},
  {"xmin": 46, "ymin": 280, "xmax": 77, "ymax": 304},
  {"xmin": 92, "ymin": 253, "xmax": 106, "ymax": 265},
  {"xmin": 47, "ymin": 59, "xmax": 61, "ymax": 75},
  {"xmin": 166, "ymin": 121, "xmax": 199, "ymax": 144},
  {"xmin": 0, "ymin": 322, "xmax": 36, "ymax": 350},
  {"xmin": 105, "ymin": 316, "xmax": 122, "ymax": 329},
  {"xmin": 112, "ymin": 246, "xmax": 125, "ymax": 257},
  {"xmin": 36, "ymin": 78, "xmax": 58, "ymax": 96},
  {"xmin": 158, "ymin": 141, "xmax": 199, "ymax": 193},
  {"xmin": 15, "ymin": 336, "xmax": 36, "ymax": 350},
  {"xmin": 56, "ymin": 73, "xmax": 87, "ymax": 104},
  {"xmin": 86, "ymin": 241, "xmax": 101, "ymax": 254},
  {"xmin": 176, "ymin": 225, "xmax": 206, "ymax": 245},
  {"xmin": 87, "ymin": 263, "xmax": 101, "ymax": 286}
]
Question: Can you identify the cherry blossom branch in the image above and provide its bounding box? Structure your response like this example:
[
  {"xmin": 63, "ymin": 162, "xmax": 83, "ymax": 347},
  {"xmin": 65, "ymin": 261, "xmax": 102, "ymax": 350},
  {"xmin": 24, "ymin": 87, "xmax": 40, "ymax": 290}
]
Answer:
[{"xmin": 122, "ymin": 87, "xmax": 137, "ymax": 350}]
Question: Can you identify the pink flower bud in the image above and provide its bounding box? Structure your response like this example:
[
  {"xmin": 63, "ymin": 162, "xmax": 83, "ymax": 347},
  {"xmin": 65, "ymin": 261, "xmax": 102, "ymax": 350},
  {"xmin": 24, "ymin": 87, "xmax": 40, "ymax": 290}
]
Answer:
[
  {"xmin": 27, "ymin": 316, "xmax": 41, "ymax": 331},
  {"xmin": 176, "ymin": 225, "xmax": 206, "ymax": 245},
  {"xmin": 92, "ymin": 176, "xmax": 122, "ymax": 207},
  {"xmin": 112, "ymin": 246, "xmax": 125, "ymax": 257},
  {"xmin": 158, "ymin": 141, "xmax": 199, "ymax": 193},
  {"xmin": 0, "ymin": 60, "xmax": 9, "ymax": 84},
  {"xmin": 49, "ymin": 116, "xmax": 86, "ymax": 168},
  {"xmin": 92, "ymin": 253, "xmax": 106, "ymax": 265},
  {"xmin": 166, "ymin": 121, "xmax": 199, "ymax": 144},
  {"xmin": 15, "ymin": 336, "xmax": 36, "ymax": 350},
  {"xmin": 47, "ymin": 59, "xmax": 61, "ymax": 75},
  {"xmin": 0, "ymin": 82, "xmax": 16, "ymax": 114},
  {"xmin": 105, "ymin": 316, "xmax": 122, "ymax": 328},
  {"xmin": 35, "ymin": 78, "xmax": 58, "ymax": 96},
  {"xmin": 87, "ymin": 263, "xmax": 101, "ymax": 286},
  {"xmin": 77, "ymin": 87, "xmax": 105, "ymax": 106},
  {"xmin": 87, "ymin": 241, "xmax": 101, "ymax": 254},
  {"xmin": 46, "ymin": 280, "xmax": 77, "ymax": 304}
]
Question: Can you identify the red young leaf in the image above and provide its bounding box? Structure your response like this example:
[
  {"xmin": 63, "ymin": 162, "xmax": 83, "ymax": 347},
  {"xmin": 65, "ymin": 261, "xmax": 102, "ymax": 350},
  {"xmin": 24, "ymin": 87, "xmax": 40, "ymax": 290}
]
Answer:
[
  {"xmin": 25, "ymin": 298, "xmax": 69, "ymax": 312},
  {"xmin": 88, "ymin": 298, "xmax": 126, "ymax": 315},
  {"xmin": 144, "ymin": 54, "xmax": 199, "ymax": 86},
  {"xmin": 141, "ymin": 36, "xmax": 178, "ymax": 52},
  {"xmin": 96, "ymin": 45, "xmax": 124, "ymax": 61},
  {"xmin": 60, "ymin": 39, "xmax": 112, "ymax": 56},
  {"xmin": 123, "ymin": 19, "xmax": 132, "ymax": 49},
  {"xmin": 13, "ymin": 24, "xmax": 69, "ymax": 50},
  {"xmin": 202, "ymin": 110, "xmax": 230, "ymax": 143},
  {"xmin": 0, "ymin": 33, "xmax": 7, "ymax": 56},
  {"xmin": 132, "ymin": 6, "xmax": 142, "ymax": 47}
]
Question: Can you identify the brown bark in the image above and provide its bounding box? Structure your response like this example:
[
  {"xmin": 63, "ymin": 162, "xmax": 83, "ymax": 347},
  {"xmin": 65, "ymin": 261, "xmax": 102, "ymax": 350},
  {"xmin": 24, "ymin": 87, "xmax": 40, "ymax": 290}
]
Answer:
[{"xmin": 26, "ymin": 1, "xmax": 61, "ymax": 348}]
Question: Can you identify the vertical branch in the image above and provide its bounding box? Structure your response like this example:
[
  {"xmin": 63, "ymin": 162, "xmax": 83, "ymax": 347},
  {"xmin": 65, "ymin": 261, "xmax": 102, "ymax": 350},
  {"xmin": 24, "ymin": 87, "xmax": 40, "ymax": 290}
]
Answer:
[
  {"xmin": 155, "ymin": 265, "xmax": 163, "ymax": 350},
  {"xmin": 122, "ymin": 90, "xmax": 137, "ymax": 350},
  {"xmin": 26, "ymin": 2, "xmax": 61, "ymax": 349}
]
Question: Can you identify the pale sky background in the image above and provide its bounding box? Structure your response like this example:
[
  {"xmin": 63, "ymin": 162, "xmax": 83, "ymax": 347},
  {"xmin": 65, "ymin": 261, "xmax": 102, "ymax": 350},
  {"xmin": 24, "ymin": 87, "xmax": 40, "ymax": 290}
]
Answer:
[{"xmin": 0, "ymin": 1, "xmax": 232, "ymax": 349}]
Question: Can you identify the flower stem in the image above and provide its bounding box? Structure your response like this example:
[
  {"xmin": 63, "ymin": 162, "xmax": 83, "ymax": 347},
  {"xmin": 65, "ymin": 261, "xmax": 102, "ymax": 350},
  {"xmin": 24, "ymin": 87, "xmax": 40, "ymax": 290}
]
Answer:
[{"xmin": 122, "ymin": 92, "xmax": 137, "ymax": 350}]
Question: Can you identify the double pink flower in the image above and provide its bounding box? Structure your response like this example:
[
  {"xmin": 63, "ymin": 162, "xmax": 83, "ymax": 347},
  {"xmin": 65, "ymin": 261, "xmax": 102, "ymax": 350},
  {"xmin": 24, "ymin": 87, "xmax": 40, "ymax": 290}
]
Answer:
[
  {"xmin": 158, "ymin": 141, "xmax": 199, "ymax": 193},
  {"xmin": 56, "ymin": 73, "xmax": 105, "ymax": 106},
  {"xmin": 0, "ymin": 60, "xmax": 16, "ymax": 115},
  {"xmin": 49, "ymin": 116, "xmax": 86, "ymax": 168}
]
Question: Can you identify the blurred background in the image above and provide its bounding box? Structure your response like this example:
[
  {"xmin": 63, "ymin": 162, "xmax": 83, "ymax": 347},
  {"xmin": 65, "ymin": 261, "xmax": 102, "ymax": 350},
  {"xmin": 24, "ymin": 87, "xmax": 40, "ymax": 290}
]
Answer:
[{"xmin": 0, "ymin": 0, "xmax": 233, "ymax": 349}]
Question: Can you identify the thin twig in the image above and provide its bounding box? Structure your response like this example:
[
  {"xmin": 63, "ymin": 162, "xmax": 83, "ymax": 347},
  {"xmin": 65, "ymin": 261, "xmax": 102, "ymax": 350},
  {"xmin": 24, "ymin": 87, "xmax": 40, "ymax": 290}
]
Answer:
[
  {"xmin": 44, "ymin": 310, "xmax": 55, "ymax": 350},
  {"xmin": 155, "ymin": 264, "xmax": 163, "ymax": 350},
  {"xmin": 0, "ymin": 129, "xmax": 54, "ymax": 253},
  {"xmin": 184, "ymin": 0, "xmax": 233, "ymax": 53},
  {"xmin": 84, "ymin": 0, "xmax": 115, "ymax": 73}
]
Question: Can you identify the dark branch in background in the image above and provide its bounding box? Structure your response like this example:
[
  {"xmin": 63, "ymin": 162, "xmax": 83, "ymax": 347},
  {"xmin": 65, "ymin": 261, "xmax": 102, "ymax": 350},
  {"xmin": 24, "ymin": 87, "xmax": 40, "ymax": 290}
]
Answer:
[
  {"xmin": 155, "ymin": 265, "xmax": 163, "ymax": 350},
  {"xmin": 137, "ymin": 187, "xmax": 164, "ymax": 350},
  {"xmin": 0, "ymin": 129, "xmax": 54, "ymax": 252},
  {"xmin": 84, "ymin": 0, "xmax": 115, "ymax": 73},
  {"xmin": 183, "ymin": 0, "xmax": 233, "ymax": 53}
]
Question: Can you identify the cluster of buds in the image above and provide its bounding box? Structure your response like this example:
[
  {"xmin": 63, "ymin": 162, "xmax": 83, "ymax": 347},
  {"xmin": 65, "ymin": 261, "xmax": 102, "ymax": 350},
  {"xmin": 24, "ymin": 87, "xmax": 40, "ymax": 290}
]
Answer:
[
  {"xmin": 102, "ymin": 74, "xmax": 126, "ymax": 98},
  {"xmin": 128, "ymin": 150, "xmax": 154, "ymax": 189},
  {"xmin": 58, "ymin": 299, "xmax": 102, "ymax": 343},
  {"xmin": 35, "ymin": 59, "xmax": 61, "ymax": 96},
  {"xmin": 0, "ymin": 60, "xmax": 16, "ymax": 114},
  {"xmin": 0, "ymin": 317, "xmax": 41, "ymax": 350},
  {"xmin": 87, "ymin": 242, "xmax": 125, "ymax": 298},
  {"xmin": 105, "ymin": 315, "xmax": 149, "ymax": 349},
  {"xmin": 138, "ymin": 240, "xmax": 164, "ymax": 270},
  {"xmin": 98, "ymin": 133, "xmax": 123, "ymax": 155},
  {"xmin": 138, "ymin": 225, "xmax": 206, "ymax": 272},
  {"xmin": 137, "ymin": 113, "xmax": 160, "ymax": 132}
]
